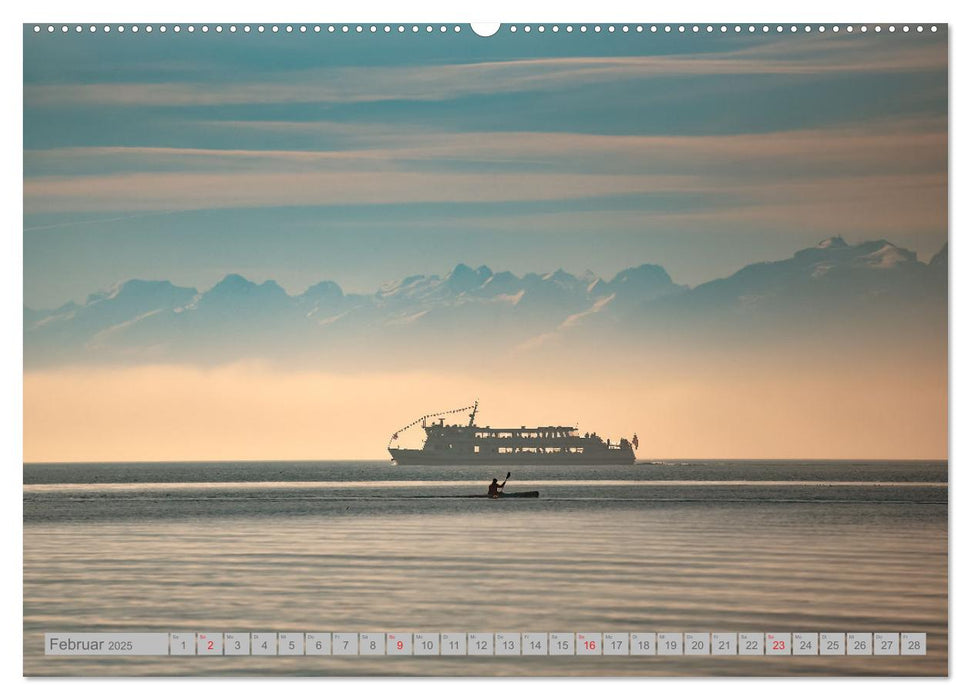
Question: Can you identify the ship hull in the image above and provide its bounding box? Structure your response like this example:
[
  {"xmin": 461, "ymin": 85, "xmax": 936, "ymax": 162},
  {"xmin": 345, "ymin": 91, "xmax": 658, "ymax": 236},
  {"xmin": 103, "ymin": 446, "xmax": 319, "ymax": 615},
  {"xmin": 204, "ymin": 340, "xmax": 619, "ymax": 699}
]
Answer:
[{"xmin": 389, "ymin": 447, "xmax": 635, "ymax": 466}]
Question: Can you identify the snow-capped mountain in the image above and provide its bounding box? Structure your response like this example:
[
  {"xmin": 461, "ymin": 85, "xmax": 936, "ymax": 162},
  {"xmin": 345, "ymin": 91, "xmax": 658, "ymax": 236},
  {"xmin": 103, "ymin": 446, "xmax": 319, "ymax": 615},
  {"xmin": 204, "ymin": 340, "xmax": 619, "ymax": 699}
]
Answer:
[
  {"xmin": 23, "ymin": 238, "xmax": 946, "ymax": 367},
  {"xmin": 655, "ymin": 236, "xmax": 944, "ymax": 318}
]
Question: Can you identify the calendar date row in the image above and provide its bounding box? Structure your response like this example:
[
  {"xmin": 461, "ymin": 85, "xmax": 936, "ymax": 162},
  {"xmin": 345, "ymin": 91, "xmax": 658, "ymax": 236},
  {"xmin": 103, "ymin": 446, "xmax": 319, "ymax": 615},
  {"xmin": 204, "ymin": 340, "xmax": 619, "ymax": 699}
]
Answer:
[{"xmin": 46, "ymin": 632, "xmax": 927, "ymax": 657}]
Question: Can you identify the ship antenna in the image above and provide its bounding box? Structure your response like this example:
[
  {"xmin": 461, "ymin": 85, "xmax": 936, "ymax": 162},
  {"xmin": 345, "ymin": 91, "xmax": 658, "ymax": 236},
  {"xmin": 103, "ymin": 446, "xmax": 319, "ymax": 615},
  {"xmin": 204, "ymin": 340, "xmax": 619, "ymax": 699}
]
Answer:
[{"xmin": 468, "ymin": 400, "xmax": 478, "ymax": 427}]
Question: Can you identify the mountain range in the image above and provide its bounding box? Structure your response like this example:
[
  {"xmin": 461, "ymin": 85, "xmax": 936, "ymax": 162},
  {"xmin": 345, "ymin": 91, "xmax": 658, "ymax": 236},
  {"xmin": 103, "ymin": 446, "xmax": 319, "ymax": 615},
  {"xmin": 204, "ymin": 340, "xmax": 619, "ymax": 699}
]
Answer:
[{"xmin": 24, "ymin": 237, "xmax": 947, "ymax": 368}]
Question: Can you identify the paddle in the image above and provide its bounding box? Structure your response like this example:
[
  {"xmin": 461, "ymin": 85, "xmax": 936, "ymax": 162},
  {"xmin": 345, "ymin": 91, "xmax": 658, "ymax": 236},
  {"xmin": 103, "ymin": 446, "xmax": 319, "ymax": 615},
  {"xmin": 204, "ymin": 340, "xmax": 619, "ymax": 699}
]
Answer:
[{"xmin": 500, "ymin": 471, "xmax": 511, "ymax": 493}]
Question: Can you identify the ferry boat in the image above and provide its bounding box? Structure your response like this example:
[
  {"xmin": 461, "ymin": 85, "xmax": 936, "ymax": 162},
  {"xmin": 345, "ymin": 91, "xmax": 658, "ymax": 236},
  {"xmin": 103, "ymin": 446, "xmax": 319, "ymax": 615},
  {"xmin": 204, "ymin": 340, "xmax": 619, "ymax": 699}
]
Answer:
[{"xmin": 388, "ymin": 402, "xmax": 637, "ymax": 466}]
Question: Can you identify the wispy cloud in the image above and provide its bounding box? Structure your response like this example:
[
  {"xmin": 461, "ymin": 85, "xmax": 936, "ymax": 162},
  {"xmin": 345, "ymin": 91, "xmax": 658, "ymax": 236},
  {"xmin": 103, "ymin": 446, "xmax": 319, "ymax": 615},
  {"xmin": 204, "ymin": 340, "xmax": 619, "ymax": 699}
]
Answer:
[
  {"xmin": 23, "ymin": 210, "xmax": 185, "ymax": 232},
  {"xmin": 23, "ymin": 171, "xmax": 706, "ymax": 213},
  {"xmin": 24, "ymin": 36, "xmax": 944, "ymax": 108},
  {"xmin": 25, "ymin": 116, "xmax": 945, "ymax": 175},
  {"xmin": 24, "ymin": 118, "xmax": 946, "ymax": 221}
]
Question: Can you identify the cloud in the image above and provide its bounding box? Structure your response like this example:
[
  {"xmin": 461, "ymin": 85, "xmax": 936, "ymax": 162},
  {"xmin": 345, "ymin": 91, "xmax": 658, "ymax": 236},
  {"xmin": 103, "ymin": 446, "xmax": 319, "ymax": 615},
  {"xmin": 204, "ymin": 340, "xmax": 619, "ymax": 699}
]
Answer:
[
  {"xmin": 24, "ymin": 171, "xmax": 706, "ymax": 213},
  {"xmin": 24, "ymin": 168, "xmax": 945, "ymax": 221},
  {"xmin": 23, "ymin": 116, "xmax": 946, "ymax": 218},
  {"xmin": 671, "ymin": 173, "xmax": 947, "ymax": 233},
  {"xmin": 23, "ymin": 210, "xmax": 185, "ymax": 232},
  {"xmin": 26, "ymin": 115, "xmax": 945, "ymax": 175},
  {"xmin": 24, "ymin": 36, "xmax": 945, "ymax": 108}
]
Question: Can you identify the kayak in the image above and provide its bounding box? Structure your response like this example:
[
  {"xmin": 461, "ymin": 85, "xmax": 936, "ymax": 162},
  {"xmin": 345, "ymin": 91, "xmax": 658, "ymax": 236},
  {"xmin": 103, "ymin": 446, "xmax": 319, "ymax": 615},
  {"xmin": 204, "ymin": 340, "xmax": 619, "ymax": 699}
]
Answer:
[{"xmin": 465, "ymin": 491, "xmax": 539, "ymax": 499}]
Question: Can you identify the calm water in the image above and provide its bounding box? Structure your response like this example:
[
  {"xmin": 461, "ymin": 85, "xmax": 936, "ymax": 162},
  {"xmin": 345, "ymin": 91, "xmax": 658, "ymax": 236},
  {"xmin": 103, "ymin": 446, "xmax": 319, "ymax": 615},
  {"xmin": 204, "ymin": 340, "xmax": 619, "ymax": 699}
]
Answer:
[{"xmin": 23, "ymin": 460, "xmax": 948, "ymax": 676}]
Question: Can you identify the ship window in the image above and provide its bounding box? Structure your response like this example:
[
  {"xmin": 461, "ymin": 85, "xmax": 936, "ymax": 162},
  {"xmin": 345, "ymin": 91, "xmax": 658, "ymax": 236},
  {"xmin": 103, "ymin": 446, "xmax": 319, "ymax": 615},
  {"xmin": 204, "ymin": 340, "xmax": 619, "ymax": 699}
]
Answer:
[{"xmin": 474, "ymin": 446, "xmax": 480, "ymax": 453}]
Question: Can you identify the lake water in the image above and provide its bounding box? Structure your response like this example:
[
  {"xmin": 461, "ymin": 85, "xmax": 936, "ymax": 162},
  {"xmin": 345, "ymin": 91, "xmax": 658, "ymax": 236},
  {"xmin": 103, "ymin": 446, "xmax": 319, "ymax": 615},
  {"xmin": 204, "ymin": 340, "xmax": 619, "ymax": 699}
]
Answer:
[{"xmin": 23, "ymin": 460, "xmax": 948, "ymax": 676}]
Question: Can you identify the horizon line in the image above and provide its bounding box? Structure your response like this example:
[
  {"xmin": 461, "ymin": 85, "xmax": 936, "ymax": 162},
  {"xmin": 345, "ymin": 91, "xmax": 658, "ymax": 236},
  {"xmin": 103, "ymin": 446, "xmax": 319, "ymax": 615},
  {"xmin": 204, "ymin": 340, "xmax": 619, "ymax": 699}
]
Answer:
[{"xmin": 22, "ymin": 457, "xmax": 950, "ymax": 465}]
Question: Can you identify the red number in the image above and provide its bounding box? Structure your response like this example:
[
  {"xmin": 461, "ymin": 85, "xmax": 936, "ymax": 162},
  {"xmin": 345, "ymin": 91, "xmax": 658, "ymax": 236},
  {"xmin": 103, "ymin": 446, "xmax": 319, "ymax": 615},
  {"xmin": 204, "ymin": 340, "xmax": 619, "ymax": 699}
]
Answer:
[
  {"xmin": 397, "ymin": 641, "xmax": 403, "ymax": 650},
  {"xmin": 585, "ymin": 641, "xmax": 596, "ymax": 650},
  {"xmin": 772, "ymin": 640, "xmax": 785, "ymax": 650},
  {"xmin": 207, "ymin": 641, "xmax": 214, "ymax": 650}
]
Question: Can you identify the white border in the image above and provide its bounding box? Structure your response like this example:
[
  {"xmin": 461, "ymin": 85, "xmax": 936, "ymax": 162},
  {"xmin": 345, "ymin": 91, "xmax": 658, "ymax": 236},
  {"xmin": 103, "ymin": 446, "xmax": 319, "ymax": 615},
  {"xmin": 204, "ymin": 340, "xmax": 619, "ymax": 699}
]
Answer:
[{"xmin": 4, "ymin": 0, "xmax": 964, "ymax": 697}]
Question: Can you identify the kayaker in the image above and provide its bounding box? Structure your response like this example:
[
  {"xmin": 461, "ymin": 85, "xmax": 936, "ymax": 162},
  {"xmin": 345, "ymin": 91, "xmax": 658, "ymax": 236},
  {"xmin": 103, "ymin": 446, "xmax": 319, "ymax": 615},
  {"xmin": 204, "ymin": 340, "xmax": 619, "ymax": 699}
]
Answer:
[{"xmin": 488, "ymin": 475, "xmax": 507, "ymax": 498}]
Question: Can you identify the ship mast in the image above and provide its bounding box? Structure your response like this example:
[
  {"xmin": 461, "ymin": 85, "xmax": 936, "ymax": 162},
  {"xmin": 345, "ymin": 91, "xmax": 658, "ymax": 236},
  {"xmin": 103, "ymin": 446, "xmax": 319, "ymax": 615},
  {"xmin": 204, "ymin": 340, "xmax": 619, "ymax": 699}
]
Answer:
[
  {"xmin": 468, "ymin": 400, "xmax": 478, "ymax": 427},
  {"xmin": 388, "ymin": 401, "xmax": 478, "ymax": 448}
]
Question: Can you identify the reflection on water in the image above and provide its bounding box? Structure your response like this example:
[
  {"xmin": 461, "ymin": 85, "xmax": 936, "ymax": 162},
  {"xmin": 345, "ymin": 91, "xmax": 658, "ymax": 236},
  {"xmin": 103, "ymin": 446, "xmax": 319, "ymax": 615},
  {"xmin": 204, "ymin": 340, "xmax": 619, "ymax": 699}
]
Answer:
[{"xmin": 23, "ymin": 461, "xmax": 947, "ymax": 676}]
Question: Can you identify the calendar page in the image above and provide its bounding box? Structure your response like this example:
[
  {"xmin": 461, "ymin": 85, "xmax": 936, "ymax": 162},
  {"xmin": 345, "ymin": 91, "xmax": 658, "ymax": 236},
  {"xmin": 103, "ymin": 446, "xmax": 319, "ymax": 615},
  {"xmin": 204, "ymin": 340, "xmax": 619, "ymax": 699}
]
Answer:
[{"xmin": 22, "ymin": 21, "xmax": 947, "ymax": 677}]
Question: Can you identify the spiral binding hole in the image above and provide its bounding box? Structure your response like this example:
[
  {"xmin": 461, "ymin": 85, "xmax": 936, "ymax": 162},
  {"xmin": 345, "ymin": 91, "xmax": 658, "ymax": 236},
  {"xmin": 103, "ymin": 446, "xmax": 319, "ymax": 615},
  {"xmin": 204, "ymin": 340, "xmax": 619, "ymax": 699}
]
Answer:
[{"xmin": 28, "ymin": 23, "xmax": 945, "ymax": 37}]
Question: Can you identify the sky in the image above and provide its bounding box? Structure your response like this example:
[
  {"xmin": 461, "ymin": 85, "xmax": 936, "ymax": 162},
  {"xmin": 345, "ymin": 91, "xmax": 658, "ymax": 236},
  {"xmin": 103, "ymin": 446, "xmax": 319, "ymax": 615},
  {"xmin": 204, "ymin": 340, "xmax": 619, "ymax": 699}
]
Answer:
[
  {"xmin": 23, "ymin": 26, "xmax": 947, "ymax": 308},
  {"xmin": 22, "ymin": 26, "xmax": 948, "ymax": 461},
  {"xmin": 23, "ymin": 351, "xmax": 946, "ymax": 462}
]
